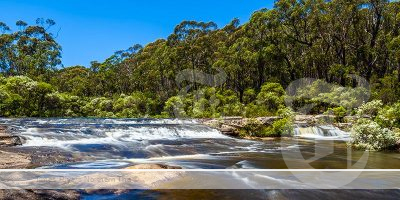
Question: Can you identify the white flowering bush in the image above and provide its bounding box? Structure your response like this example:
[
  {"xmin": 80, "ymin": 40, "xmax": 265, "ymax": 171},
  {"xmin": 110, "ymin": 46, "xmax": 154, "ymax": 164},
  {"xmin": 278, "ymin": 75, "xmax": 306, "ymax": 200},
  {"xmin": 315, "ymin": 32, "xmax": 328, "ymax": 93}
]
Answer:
[
  {"xmin": 350, "ymin": 119, "xmax": 398, "ymax": 151},
  {"xmin": 356, "ymin": 100, "xmax": 383, "ymax": 118}
]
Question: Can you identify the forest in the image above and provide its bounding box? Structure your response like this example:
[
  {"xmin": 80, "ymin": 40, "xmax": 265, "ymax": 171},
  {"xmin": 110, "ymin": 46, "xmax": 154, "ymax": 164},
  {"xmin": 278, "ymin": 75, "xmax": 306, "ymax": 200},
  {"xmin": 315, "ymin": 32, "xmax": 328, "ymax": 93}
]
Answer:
[{"xmin": 1, "ymin": 0, "xmax": 400, "ymax": 147}]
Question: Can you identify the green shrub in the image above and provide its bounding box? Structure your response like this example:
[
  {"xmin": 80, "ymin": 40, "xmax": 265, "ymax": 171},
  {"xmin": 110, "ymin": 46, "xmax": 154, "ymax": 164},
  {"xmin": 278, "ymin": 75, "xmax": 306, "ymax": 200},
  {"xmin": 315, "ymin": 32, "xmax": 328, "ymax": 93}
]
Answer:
[
  {"xmin": 241, "ymin": 118, "xmax": 265, "ymax": 137},
  {"xmin": 243, "ymin": 88, "xmax": 256, "ymax": 104},
  {"xmin": 163, "ymin": 96, "xmax": 187, "ymax": 118},
  {"xmin": 244, "ymin": 103, "xmax": 268, "ymax": 117},
  {"xmin": 375, "ymin": 103, "xmax": 400, "ymax": 129},
  {"xmin": 356, "ymin": 100, "xmax": 383, "ymax": 118},
  {"xmin": 350, "ymin": 119, "xmax": 399, "ymax": 151},
  {"xmin": 276, "ymin": 107, "xmax": 294, "ymax": 119},
  {"xmin": 332, "ymin": 106, "xmax": 347, "ymax": 122},
  {"xmin": 256, "ymin": 82, "xmax": 285, "ymax": 114}
]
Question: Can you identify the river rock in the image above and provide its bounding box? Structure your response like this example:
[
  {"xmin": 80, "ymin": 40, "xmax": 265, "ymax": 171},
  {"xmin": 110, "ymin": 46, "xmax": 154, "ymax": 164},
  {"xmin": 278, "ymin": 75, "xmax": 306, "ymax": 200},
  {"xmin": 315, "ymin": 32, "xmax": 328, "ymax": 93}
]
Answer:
[
  {"xmin": 0, "ymin": 150, "xmax": 31, "ymax": 168},
  {"xmin": 126, "ymin": 163, "xmax": 182, "ymax": 169},
  {"xmin": 219, "ymin": 125, "xmax": 239, "ymax": 137},
  {"xmin": 0, "ymin": 190, "xmax": 80, "ymax": 200},
  {"xmin": 294, "ymin": 115, "xmax": 335, "ymax": 125},
  {"xmin": 0, "ymin": 125, "xmax": 23, "ymax": 146},
  {"xmin": 200, "ymin": 117, "xmax": 283, "ymax": 137}
]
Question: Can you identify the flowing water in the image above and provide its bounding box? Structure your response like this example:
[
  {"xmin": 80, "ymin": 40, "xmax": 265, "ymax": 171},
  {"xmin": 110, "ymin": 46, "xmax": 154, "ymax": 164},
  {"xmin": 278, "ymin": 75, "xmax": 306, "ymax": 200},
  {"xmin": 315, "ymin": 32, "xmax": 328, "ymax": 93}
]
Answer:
[{"xmin": 1, "ymin": 118, "xmax": 399, "ymax": 199}]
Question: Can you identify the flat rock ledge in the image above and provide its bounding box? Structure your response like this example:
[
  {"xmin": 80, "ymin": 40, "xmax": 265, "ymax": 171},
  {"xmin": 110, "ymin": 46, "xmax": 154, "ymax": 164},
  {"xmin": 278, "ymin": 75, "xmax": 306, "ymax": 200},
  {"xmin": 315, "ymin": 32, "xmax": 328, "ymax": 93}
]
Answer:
[
  {"xmin": 199, "ymin": 117, "xmax": 282, "ymax": 137},
  {"xmin": 0, "ymin": 125, "xmax": 31, "ymax": 169},
  {"xmin": 126, "ymin": 163, "xmax": 182, "ymax": 169},
  {"xmin": 199, "ymin": 115, "xmax": 353, "ymax": 137}
]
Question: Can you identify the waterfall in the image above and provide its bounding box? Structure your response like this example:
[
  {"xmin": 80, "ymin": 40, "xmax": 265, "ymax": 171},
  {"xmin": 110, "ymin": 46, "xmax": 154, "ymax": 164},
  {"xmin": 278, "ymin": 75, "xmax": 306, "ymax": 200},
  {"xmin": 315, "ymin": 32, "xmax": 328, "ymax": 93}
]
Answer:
[{"xmin": 293, "ymin": 125, "xmax": 349, "ymax": 139}]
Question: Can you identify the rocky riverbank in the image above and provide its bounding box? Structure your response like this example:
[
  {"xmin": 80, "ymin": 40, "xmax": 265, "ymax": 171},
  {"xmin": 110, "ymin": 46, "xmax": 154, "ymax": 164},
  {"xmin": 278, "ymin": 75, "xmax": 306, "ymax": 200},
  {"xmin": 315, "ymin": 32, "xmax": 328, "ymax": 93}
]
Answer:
[
  {"xmin": 0, "ymin": 125, "xmax": 31, "ymax": 168},
  {"xmin": 199, "ymin": 115, "xmax": 353, "ymax": 137},
  {"xmin": 0, "ymin": 125, "xmax": 83, "ymax": 169}
]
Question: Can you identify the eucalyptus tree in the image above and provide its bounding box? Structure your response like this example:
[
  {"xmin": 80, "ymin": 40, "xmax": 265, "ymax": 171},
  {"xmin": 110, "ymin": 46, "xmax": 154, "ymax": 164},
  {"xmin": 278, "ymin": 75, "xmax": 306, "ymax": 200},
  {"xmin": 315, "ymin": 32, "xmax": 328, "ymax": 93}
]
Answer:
[
  {"xmin": 167, "ymin": 21, "xmax": 218, "ymax": 90},
  {"xmin": 0, "ymin": 19, "xmax": 61, "ymax": 80}
]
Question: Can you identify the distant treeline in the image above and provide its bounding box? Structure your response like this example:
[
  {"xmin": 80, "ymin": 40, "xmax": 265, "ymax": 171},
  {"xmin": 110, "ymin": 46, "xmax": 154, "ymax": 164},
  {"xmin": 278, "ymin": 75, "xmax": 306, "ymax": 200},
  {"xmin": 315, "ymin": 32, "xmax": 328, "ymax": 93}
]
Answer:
[{"xmin": 0, "ymin": 0, "xmax": 400, "ymax": 118}]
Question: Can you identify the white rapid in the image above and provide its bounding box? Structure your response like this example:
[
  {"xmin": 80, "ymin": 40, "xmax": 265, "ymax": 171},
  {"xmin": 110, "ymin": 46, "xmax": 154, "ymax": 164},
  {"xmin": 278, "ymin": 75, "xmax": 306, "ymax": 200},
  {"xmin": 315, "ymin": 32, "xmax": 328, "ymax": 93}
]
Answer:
[
  {"xmin": 0, "ymin": 118, "xmax": 362, "ymax": 171},
  {"xmin": 0, "ymin": 118, "xmax": 229, "ymax": 148},
  {"xmin": 20, "ymin": 125, "xmax": 229, "ymax": 148},
  {"xmin": 293, "ymin": 125, "xmax": 350, "ymax": 140}
]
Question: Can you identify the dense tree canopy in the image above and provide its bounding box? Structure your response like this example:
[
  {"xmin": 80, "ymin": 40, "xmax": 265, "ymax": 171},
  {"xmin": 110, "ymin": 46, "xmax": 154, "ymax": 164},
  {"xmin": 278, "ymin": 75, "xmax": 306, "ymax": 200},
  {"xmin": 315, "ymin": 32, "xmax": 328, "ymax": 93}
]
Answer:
[
  {"xmin": 0, "ymin": 18, "xmax": 61, "ymax": 80},
  {"xmin": 0, "ymin": 1, "xmax": 399, "ymax": 118}
]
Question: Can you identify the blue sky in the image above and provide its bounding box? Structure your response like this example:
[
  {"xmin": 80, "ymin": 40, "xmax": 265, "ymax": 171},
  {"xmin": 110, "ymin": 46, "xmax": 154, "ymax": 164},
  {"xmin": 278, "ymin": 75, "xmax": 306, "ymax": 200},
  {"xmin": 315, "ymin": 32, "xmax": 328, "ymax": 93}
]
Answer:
[{"xmin": 0, "ymin": 0, "xmax": 273, "ymax": 67}]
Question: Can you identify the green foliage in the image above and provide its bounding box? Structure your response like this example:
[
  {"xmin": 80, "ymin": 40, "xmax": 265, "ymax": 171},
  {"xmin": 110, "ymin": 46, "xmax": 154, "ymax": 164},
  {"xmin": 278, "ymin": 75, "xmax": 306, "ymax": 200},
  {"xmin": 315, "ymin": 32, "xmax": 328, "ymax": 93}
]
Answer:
[
  {"xmin": 51, "ymin": 66, "xmax": 90, "ymax": 96},
  {"xmin": 1, "ymin": 1, "xmax": 400, "ymax": 121},
  {"xmin": 246, "ymin": 117, "xmax": 294, "ymax": 138},
  {"xmin": 350, "ymin": 119, "xmax": 399, "ymax": 151},
  {"xmin": 243, "ymin": 88, "xmax": 256, "ymax": 104},
  {"xmin": 162, "ymin": 87, "xmax": 244, "ymax": 118},
  {"xmin": 356, "ymin": 100, "xmax": 383, "ymax": 118},
  {"xmin": 44, "ymin": 92, "xmax": 86, "ymax": 117},
  {"xmin": 163, "ymin": 96, "xmax": 187, "ymax": 118},
  {"xmin": 376, "ymin": 103, "xmax": 400, "ymax": 129},
  {"xmin": 331, "ymin": 106, "xmax": 347, "ymax": 123},
  {"xmin": 0, "ymin": 76, "xmax": 55, "ymax": 117},
  {"xmin": 371, "ymin": 73, "xmax": 400, "ymax": 104},
  {"xmin": 268, "ymin": 117, "xmax": 294, "ymax": 137},
  {"xmin": 350, "ymin": 101, "xmax": 400, "ymax": 151},
  {"xmin": 255, "ymin": 82, "xmax": 285, "ymax": 114},
  {"xmin": 241, "ymin": 108, "xmax": 294, "ymax": 137},
  {"xmin": 241, "ymin": 118, "xmax": 264, "ymax": 137},
  {"xmin": 0, "ymin": 19, "xmax": 61, "ymax": 80},
  {"xmin": 113, "ymin": 92, "xmax": 153, "ymax": 118},
  {"xmin": 294, "ymin": 80, "xmax": 370, "ymax": 114},
  {"xmin": 244, "ymin": 103, "xmax": 264, "ymax": 118}
]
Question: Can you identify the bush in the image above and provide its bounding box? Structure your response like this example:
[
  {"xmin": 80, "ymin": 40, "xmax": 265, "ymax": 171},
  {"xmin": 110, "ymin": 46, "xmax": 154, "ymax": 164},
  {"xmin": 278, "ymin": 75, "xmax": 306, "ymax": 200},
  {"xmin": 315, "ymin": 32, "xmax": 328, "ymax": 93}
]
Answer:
[
  {"xmin": 241, "ymin": 118, "xmax": 265, "ymax": 137},
  {"xmin": 375, "ymin": 103, "xmax": 400, "ymax": 129},
  {"xmin": 356, "ymin": 100, "xmax": 383, "ymax": 118},
  {"xmin": 113, "ymin": 92, "xmax": 152, "ymax": 118},
  {"xmin": 350, "ymin": 119, "xmax": 399, "ymax": 151},
  {"xmin": 244, "ymin": 103, "xmax": 268, "ymax": 117},
  {"xmin": 243, "ymin": 88, "xmax": 256, "ymax": 104},
  {"xmin": 332, "ymin": 106, "xmax": 347, "ymax": 122},
  {"xmin": 83, "ymin": 97, "xmax": 114, "ymax": 117},
  {"xmin": 163, "ymin": 96, "xmax": 187, "ymax": 118},
  {"xmin": 0, "ymin": 76, "xmax": 55, "ymax": 117},
  {"xmin": 277, "ymin": 107, "xmax": 294, "ymax": 119},
  {"xmin": 256, "ymin": 82, "xmax": 285, "ymax": 114},
  {"xmin": 371, "ymin": 73, "xmax": 400, "ymax": 104},
  {"xmin": 44, "ymin": 92, "xmax": 86, "ymax": 117},
  {"xmin": 293, "ymin": 79, "xmax": 370, "ymax": 114},
  {"xmin": 243, "ymin": 108, "xmax": 294, "ymax": 137}
]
